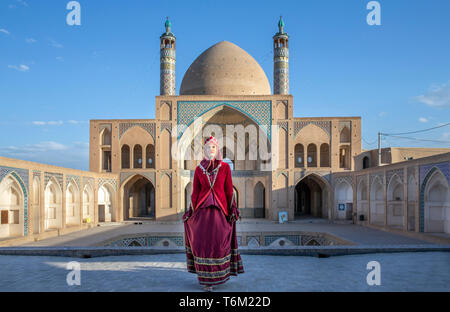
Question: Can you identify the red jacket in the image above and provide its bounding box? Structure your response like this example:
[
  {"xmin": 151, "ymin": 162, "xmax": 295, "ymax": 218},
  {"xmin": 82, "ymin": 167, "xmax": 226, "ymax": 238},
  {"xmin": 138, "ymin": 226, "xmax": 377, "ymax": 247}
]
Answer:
[{"xmin": 190, "ymin": 161, "xmax": 233, "ymax": 217}]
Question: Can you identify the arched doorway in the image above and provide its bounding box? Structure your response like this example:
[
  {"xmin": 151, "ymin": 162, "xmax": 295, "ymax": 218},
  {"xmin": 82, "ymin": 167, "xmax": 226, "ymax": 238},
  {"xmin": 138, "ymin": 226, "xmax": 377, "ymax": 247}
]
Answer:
[
  {"xmin": 32, "ymin": 176, "xmax": 41, "ymax": 234},
  {"xmin": 422, "ymin": 169, "xmax": 450, "ymax": 233},
  {"xmin": 82, "ymin": 184, "xmax": 94, "ymax": 223},
  {"xmin": 370, "ymin": 176, "xmax": 384, "ymax": 225},
  {"xmin": 0, "ymin": 175, "xmax": 25, "ymax": 238},
  {"xmin": 123, "ymin": 175, "xmax": 155, "ymax": 220},
  {"xmin": 65, "ymin": 181, "xmax": 80, "ymax": 226},
  {"xmin": 98, "ymin": 184, "xmax": 114, "ymax": 222},
  {"xmin": 357, "ymin": 178, "xmax": 368, "ymax": 222},
  {"xmin": 254, "ymin": 182, "xmax": 265, "ymax": 218},
  {"xmin": 334, "ymin": 181, "xmax": 353, "ymax": 220},
  {"xmin": 44, "ymin": 178, "xmax": 62, "ymax": 230},
  {"xmin": 387, "ymin": 174, "xmax": 404, "ymax": 228},
  {"xmin": 363, "ymin": 156, "xmax": 370, "ymax": 169},
  {"xmin": 295, "ymin": 174, "xmax": 329, "ymax": 219}
]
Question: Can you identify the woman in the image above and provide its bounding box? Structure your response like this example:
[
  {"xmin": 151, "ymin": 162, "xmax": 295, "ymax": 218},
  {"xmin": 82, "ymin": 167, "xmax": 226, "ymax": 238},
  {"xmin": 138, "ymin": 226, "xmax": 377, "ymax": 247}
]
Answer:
[{"xmin": 183, "ymin": 135, "xmax": 244, "ymax": 291}]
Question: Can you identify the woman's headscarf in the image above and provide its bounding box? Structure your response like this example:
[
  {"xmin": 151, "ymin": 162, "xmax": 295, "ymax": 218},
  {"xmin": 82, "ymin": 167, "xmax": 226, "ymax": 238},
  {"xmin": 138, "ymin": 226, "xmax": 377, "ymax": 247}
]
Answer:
[{"xmin": 200, "ymin": 135, "xmax": 223, "ymax": 172}]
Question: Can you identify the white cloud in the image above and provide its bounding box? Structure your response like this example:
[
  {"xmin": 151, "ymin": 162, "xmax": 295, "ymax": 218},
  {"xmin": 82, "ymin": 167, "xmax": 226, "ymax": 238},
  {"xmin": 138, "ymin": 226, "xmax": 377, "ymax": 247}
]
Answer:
[
  {"xmin": 32, "ymin": 121, "xmax": 46, "ymax": 126},
  {"xmin": 26, "ymin": 38, "xmax": 37, "ymax": 43},
  {"xmin": 32, "ymin": 120, "xmax": 87, "ymax": 126},
  {"xmin": 418, "ymin": 117, "xmax": 428, "ymax": 123},
  {"xmin": 8, "ymin": 64, "xmax": 29, "ymax": 72},
  {"xmin": 414, "ymin": 81, "xmax": 450, "ymax": 108},
  {"xmin": 378, "ymin": 111, "xmax": 387, "ymax": 117},
  {"xmin": 16, "ymin": 0, "xmax": 28, "ymax": 7},
  {"xmin": 67, "ymin": 120, "xmax": 88, "ymax": 124},
  {"xmin": 56, "ymin": 56, "xmax": 64, "ymax": 61},
  {"xmin": 49, "ymin": 39, "xmax": 63, "ymax": 48},
  {"xmin": 0, "ymin": 28, "xmax": 10, "ymax": 35},
  {"xmin": 3, "ymin": 141, "xmax": 68, "ymax": 153},
  {"xmin": 32, "ymin": 120, "xmax": 64, "ymax": 126},
  {"xmin": 0, "ymin": 141, "xmax": 89, "ymax": 170}
]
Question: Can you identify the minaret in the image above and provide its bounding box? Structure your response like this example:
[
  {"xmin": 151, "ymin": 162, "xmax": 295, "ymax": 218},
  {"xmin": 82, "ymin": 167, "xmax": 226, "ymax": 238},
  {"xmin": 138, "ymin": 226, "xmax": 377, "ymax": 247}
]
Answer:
[
  {"xmin": 273, "ymin": 16, "xmax": 289, "ymax": 94},
  {"xmin": 160, "ymin": 17, "xmax": 176, "ymax": 95}
]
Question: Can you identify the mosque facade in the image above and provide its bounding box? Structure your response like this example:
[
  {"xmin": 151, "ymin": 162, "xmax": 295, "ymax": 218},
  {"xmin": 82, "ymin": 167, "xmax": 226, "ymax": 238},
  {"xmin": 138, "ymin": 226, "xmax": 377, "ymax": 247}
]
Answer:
[{"xmin": 0, "ymin": 18, "xmax": 449, "ymax": 243}]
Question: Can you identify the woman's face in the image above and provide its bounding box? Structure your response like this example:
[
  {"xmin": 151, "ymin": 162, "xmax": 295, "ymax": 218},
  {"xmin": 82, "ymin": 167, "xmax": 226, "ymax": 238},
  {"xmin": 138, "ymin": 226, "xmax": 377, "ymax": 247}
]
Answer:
[{"xmin": 205, "ymin": 142, "xmax": 217, "ymax": 160}]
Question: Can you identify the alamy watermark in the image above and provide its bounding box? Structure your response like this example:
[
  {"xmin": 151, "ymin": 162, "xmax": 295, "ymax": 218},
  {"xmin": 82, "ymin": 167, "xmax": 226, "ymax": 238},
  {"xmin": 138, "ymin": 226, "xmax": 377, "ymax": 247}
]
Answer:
[
  {"xmin": 66, "ymin": 261, "xmax": 81, "ymax": 286},
  {"xmin": 66, "ymin": 1, "xmax": 81, "ymax": 26},
  {"xmin": 366, "ymin": 261, "xmax": 381, "ymax": 286}
]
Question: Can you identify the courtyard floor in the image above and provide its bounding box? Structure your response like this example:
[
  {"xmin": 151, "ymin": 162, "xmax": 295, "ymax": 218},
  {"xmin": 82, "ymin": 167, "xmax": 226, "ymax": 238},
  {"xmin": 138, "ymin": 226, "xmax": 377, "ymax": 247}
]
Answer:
[
  {"xmin": 14, "ymin": 218, "xmax": 450, "ymax": 247},
  {"xmin": 0, "ymin": 252, "xmax": 448, "ymax": 291}
]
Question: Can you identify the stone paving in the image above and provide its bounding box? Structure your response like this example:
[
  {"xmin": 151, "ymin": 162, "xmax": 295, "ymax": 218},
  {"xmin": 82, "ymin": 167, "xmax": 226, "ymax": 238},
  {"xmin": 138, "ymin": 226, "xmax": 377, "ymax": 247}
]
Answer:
[
  {"xmin": 16, "ymin": 218, "xmax": 444, "ymax": 247},
  {"xmin": 0, "ymin": 252, "xmax": 448, "ymax": 292}
]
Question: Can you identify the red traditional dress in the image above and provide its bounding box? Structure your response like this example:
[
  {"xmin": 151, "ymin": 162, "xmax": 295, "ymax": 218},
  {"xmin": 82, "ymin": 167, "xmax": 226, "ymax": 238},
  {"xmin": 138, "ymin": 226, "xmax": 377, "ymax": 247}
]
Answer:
[{"xmin": 183, "ymin": 155, "xmax": 244, "ymax": 286}]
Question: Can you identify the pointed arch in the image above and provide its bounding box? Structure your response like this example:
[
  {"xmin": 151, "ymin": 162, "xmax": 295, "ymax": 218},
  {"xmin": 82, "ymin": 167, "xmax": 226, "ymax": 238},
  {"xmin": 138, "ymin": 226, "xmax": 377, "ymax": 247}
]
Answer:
[
  {"xmin": 121, "ymin": 174, "xmax": 155, "ymax": 220},
  {"xmin": 295, "ymin": 144, "xmax": 304, "ymax": 168},
  {"xmin": 133, "ymin": 144, "xmax": 143, "ymax": 169},
  {"xmin": 407, "ymin": 175, "xmax": 417, "ymax": 231},
  {"xmin": 0, "ymin": 174, "xmax": 25, "ymax": 238},
  {"xmin": 370, "ymin": 176, "xmax": 384, "ymax": 225},
  {"xmin": 334, "ymin": 180, "xmax": 353, "ymax": 221},
  {"xmin": 420, "ymin": 167, "xmax": 450, "ymax": 233},
  {"xmin": 44, "ymin": 177, "xmax": 62, "ymax": 230},
  {"xmin": 340, "ymin": 126, "xmax": 350, "ymax": 143},
  {"xmin": 65, "ymin": 179, "xmax": 80, "ymax": 226},
  {"xmin": 307, "ymin": 143, "xmax": 317, "ymax": 167},
  {"xmin": 356, "ymin": 177, "xmax": 369, "ymax": 222},
  {"xmin": 82, "ymin": 183, "xmax": 94, "ymax": 223},
  {"xmin": 295, "ymin": 173, "xmax": 330, "ymax": 219},
  {"xmin": 253, "ymin": 182, "xmax": 265, "ymax": 218},
  {"xmin": 121, "ymin": 144, "xmax": 130, "ymax": 169},
  {"xmin": 98, "ymin": 182, "xmax": 115, "ymax": 222},
  {"xmin": 32, "ymin": 176, "xmax": 41, "ymax": 234},
  {"xmin": 387, "ymin": 174, "xmax": 404, "ymax": 228}
]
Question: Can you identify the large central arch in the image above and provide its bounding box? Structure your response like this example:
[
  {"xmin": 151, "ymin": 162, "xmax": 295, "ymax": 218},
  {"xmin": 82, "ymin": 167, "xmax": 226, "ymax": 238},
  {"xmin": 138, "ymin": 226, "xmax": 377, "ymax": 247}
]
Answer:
[{"xmin": 178, "ymin": 104, "xmax": 271, "ymax": 171}]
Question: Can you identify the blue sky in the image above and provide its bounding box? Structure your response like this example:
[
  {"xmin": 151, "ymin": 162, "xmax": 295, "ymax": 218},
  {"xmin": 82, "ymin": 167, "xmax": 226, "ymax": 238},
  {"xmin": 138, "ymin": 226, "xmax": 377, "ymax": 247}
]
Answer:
[{"xmin": 1, "ymin": 0, "xmax": 449, "ymax": 170}]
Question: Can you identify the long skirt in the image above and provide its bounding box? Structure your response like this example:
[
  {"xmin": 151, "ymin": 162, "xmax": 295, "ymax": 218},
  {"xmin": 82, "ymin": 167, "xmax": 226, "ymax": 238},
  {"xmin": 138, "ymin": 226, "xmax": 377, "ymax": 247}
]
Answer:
[{"xmin": 184, "ymin": 205, "xmax": 244, "ymax": 286}]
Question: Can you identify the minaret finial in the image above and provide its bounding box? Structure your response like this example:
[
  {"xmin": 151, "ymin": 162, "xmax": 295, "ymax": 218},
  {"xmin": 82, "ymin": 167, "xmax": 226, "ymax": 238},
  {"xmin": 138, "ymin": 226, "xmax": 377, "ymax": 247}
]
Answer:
[
  {"xmin": 165, "ymin": 16, "xmax": 171, "ymax": 33},
  {"xmin": 278, "ymin": 16, "xmax": 285, "ymax": 33}
]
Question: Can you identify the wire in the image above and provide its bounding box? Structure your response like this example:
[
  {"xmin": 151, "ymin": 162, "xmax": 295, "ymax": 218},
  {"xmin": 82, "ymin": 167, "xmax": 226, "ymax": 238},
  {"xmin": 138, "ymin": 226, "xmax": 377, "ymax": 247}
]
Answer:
[
  {"xmin": 384, "ymin": 134, "xmax": 450, "ymax": 144},
  {"xmin": 382, "ymin": 122, "xmax": 450, "ymax": 136},
  {"xmin": 362, "ymin": 137, "xmax": 378, "ymax": 146}
]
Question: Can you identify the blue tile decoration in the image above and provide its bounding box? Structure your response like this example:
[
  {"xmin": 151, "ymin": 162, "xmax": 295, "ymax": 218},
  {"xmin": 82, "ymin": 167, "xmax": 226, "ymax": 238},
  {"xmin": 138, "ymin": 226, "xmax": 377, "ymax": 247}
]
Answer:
[
  {"xmin": 419, "ymin": 162, "xmax": 450, "ymax": 187},
  {"xmin": 246, "ymin": 235, "xmax": 260, "ymax": 245},
  {"xmin": 98, "ymin": 178, "xmax": 117, "ymax": 192},
  {"xmin": 44, "ymin": 172, "xmax": 63, "ymax": 190},
  {"xmin": 0, "ymin": 166, "xmax": 29, "ymax": 236},
  {"xmin": 66, "ymin": 174, "xmax": 81, "ymax": 190},
  {"xmin": 177, "ymin": 100, "xmax": 272, "ymax": 141},
  {"xmin": 83, "ymin": 177, "xmax": 95, "ymax": 190},
  {"xmin": 264, "ymin": 235, "xmax": 300, "ymax": 246},
  {"xmin": 105, "ymin": 235, "xmax": 185, "ymax": 247}
]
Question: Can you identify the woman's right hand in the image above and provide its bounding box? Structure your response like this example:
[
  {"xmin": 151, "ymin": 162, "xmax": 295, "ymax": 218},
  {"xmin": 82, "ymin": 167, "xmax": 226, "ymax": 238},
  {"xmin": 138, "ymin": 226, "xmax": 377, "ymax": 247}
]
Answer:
[{"xmin": 182, "ymin": 203, "xmax": 193, "ymax": 222}]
